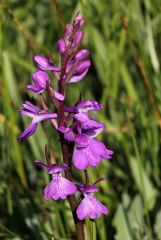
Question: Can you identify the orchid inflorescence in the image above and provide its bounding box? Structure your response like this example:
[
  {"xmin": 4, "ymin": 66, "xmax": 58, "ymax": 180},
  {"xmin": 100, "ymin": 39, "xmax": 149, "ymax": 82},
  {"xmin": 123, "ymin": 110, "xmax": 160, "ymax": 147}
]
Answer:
[{"xmin": 18, "ymin": 12, "xmax": 113, "ymax": 223}]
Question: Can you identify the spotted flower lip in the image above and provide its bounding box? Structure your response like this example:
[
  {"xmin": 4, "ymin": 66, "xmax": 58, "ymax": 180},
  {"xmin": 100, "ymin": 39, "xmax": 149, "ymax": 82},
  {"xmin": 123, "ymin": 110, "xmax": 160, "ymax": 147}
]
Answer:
[
  {"xmin": 44, "ymin": 175, "xmax": 77, "ymax": 200},
  {"xmin": 73, "ymin": 134, "xmax": 113, "ymax": 170},
  {"xmin": 17, "ymin": 101, "xmax": 57, "ymax": 141},
  {"xmin": 76, "ymin": 194, "xmax": 108, "ymax": 220},
  {"xmin": 35, "ymin": 160, "xmax": 77, "ymax": 200},
  {"xmin": 27, "ymin": 70, "xmax": 50, "ymax": 94},
  {"xmin": 34, "ymin": 55, "xmax": 61, "ymax": 72},
  {"xmin": 76, "ymin": 183, "xmax": 108, "ymax": 220}
]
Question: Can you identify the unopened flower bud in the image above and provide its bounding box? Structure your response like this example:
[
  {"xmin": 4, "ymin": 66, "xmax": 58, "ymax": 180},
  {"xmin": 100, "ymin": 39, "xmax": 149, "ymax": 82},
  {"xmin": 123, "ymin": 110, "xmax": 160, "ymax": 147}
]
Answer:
[
  {"xmin": 34, "ymin": 55, "xmax": 60, "ymax": 72},
  {"xmin": 76, "ymin": 60, "xmax": 91, "ymax": 74},
  {"xmin": 57, "ymin": 38, "xmax": 66, "ymax": 54},
  {"xmin": 64, "ymin": 24, "xmax": 73, "ymax": 45},
  {"xmin": 73, "ymin": 31, "xmax": 84, "ymax": 45},
  {"xmin": 75, "ymin": 49, "xmax": 89, "ymax": 60},
  {"xmin": 74, "ymin": 12, "xmax": 85, "ymax": 28}
]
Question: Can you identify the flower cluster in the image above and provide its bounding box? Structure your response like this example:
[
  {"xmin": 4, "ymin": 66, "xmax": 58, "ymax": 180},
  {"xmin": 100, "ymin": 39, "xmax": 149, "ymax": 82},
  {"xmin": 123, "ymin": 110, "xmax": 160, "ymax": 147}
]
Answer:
[{"xmin": 18, "ymin": 12, "xmax": 113, "ymax": 221}]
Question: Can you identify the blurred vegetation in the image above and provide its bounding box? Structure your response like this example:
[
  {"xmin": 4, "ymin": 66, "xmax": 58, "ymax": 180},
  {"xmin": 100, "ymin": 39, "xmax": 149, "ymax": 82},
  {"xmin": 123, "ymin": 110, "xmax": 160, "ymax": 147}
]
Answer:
[{"xmin": 1, "ymin": 0, "xmax": 161, "ymax": 239}]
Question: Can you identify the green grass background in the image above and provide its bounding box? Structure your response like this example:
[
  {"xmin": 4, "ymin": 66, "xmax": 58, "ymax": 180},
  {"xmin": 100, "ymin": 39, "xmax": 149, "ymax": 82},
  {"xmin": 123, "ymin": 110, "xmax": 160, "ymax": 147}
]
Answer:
[{"xmin": 1, "ymin": 0, "xmax": 161, "ymax": 239}]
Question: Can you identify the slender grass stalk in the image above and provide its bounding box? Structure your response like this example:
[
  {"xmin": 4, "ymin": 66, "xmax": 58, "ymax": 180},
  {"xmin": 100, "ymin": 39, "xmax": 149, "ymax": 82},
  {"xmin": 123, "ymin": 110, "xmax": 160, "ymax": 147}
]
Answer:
[{"xmin": 90, "ymin": 221, "xmax": 96, "ymax": 240}]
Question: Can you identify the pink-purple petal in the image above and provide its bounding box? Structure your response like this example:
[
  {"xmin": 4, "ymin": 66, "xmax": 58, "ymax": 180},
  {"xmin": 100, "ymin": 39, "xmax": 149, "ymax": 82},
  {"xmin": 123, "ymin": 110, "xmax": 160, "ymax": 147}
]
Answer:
[
  {"xmin": 53, "ymin": 91, "xmax": 65, "ymax": 101},
  {"xmin": 18, "ymin": 109, "xmax": 36, "ymax": 118},
  {"xmin": 33, "ymin": 113, "xmax": 57, "ymax": 123},
  {"xmin": 81, "ymin": 119, "xmax": 104, "ymax": 130},
  {"xmin": 35, "ymin": 160, "xmax": 49, "ymax": 169},
  {"xmin": 23, "ymin": 101, "xmax": 40, "ymax": 113},
  {"xmin": 69, "ymin": 69, "xmax": 88, "ymax": 83},
  {"xmin": 34, "ymin": 55, "xmax": 60, "ymax": 72},
  {"xmin": 17, "ymin": 122, "xmax": 38, "ymax": 141},
  {"xmin": 75, "ymin": 49, "xmax": 89, "ymax": 60},
  {"xmin": 27, "ymin": 85, "xmax": 43, "ymax": 94},
  {"xmin": 73, "ymin": 148, "xmax": 89, "ymax": 170},
  {"xmin": 74, "ymin": 134, "xmax": 90, "ymax": 147},
  {"xmin": 90, "ymin": 139, "xmax": 113, "ymax": 160},
  {"xmin": 86, "ymin": 125, "xmax": 104, "ymax": 137},
  {"xmin": 32, "ymin": 70, "xmax": 49, "ymax": 88},
  {"xmin": 76, "ymin": 60, "xmax": 91, "ymax": 74},
  {"xmin": 76, "ymin": 194, "xmax": 108, "ymax": 220},
  {"xmin": 74, "ymin": 112, "xmax": 89, "ymax": 123},
  {"xmin": 73, "ymin": 31, "xmax": 84, "ymax": 45},
  {"xmin": 58, "ymin": 126, "xmax": 75, "ymax": 141},
  {"xmin": 44, "ymin": 175, "xmax": 77, "ymax": 200},
  {"xmin": 57, "ymin": 38, "xmax": 66, "ymax": 54}
]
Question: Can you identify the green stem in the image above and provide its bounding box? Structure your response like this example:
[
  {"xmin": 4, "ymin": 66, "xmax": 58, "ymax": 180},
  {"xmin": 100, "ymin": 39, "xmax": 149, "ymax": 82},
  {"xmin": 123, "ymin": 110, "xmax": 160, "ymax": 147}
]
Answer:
[{"xmin": 90, "ymin": 221, "xmax": 96, "ymax": 240}]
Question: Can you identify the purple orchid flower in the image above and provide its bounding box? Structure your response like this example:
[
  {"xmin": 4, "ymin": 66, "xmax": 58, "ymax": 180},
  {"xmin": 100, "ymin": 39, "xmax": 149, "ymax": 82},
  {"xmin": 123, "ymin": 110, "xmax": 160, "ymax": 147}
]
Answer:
[
  {"xmin": 27, "ymin": 70, "xmax": 50, "ymax": 94},
  {"xmin": 35, "ymin": 160, "xmax": 77, "ymax": 200},
  {"xmin": 17, "ymin": 101, "xmax": 57, "ymax": 141},
  {"xmin": 76, "ymin": 184, "xmax": 108, "ymax": 220},
  {"xmin": 65, "ymin": 100, "xmax": 103, "ymax": 131},
  {"xmin": 34, "ymin": 55, "xmax": 60, "ymax": 72},
  {"xmin": 73, "ymin": 134, "xmax": 113, "ymax": 170}
]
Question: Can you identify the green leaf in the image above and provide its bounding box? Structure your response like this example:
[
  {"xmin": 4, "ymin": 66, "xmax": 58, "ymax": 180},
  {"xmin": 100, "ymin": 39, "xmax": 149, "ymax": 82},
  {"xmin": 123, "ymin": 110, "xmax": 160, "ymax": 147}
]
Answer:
[
  {"xmin": 154, "ymin": 210, "xmax": 161, "ymax": 239},
  {"xmin": 129, "ymin": 157, "xmax": 157, "ymax": 210},
  {"xmin": 113, "ymin": 203, "xmax": 133, "ymax": 240}
]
